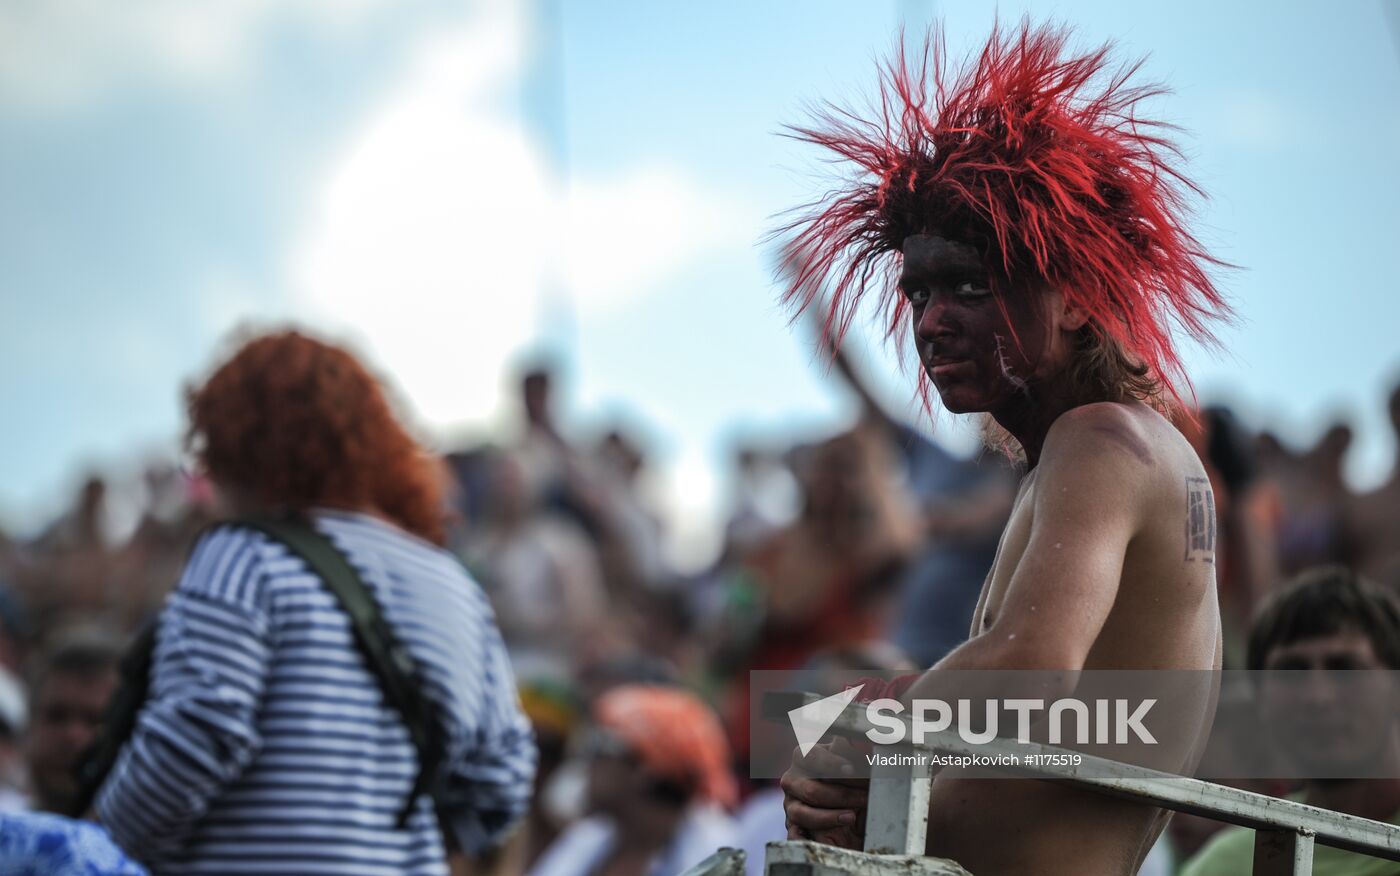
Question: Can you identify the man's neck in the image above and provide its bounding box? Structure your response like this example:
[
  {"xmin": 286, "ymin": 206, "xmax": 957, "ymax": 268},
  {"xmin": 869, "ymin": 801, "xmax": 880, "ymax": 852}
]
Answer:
[
  {"xmin": 989, "ymin": 379, "xmax": 1109, "ymax": 468},
  {"xmin": 1304, "ymin": 779, "xmax": 1400, "ymax": 823},
  {"xmin": 1303, "ymin": 734, "xmax": 1400, "ymax": 820}
]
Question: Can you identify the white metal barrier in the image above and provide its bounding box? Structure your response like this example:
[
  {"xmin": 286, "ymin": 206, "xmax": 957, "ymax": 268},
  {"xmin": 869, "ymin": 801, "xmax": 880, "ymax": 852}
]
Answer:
[{"xmin": 715, "ymin": 690, "xmax": 1400, "ymax": 876}]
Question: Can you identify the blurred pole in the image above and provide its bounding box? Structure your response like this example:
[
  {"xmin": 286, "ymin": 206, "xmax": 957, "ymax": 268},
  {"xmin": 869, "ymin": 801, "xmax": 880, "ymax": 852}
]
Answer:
[
  {"xmin": 1384, "ymin": 0, "xmax": 1400, "ymax": 67},
  {"xmin": 519, "ymin": 0, "xmax": 576, "ymax": 366},
  {"xmin": 897, "ymin": 0, "xmax": 936, "ymax": 47}
]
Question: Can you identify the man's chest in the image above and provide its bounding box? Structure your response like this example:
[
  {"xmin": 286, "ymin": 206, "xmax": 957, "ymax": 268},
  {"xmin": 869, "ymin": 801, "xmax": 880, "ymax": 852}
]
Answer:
[{"xmin": 972, "ymin": 478, "xmax": 1037, "ymax": 633}]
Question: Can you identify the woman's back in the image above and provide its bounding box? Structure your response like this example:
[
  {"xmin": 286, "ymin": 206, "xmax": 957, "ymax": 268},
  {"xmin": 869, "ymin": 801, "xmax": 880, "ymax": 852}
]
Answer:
[{"xmin": 97, "ymin": 511, "xmax": 535, "ymax": 875}]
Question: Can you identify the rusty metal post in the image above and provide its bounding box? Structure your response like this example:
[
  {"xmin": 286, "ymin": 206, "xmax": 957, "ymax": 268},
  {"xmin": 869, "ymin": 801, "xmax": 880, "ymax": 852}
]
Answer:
[{"xmin": 1253, "ymin": 829, "xmax": 1316, "ymax": 876}]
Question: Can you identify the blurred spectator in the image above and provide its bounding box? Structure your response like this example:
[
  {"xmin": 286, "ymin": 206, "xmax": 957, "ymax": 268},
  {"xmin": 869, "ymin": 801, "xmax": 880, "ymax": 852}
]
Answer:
[
  {"xmin": 1165, "ymin": 689, "xmax": 1285, "ymax": 865},
  {"xmin": 516, "ymin": 676, "xmax": 585, "ymax": 872},
  {"xmin": 574, "ymin": 653, "xmax": 683, "ymax": 708},
  {"xmin": 445, "ymin": 446, "xmax": 502, "ymax": 533},
  {"xmin": 0, "ymin": 667, "xmax": 28, "ymax": 812},
  {"xmin": 0, "ymin": 810, "xmax": 147, "ymax": 874},
  {"xmin": 515, "ymin": 364, "xmax": 571, "ymax": 496},
  {"xmin": 93, "ymin": 330, "xmax": 536, "ymax": 874},
  {"xmin": 884, "ymin": 434, "xmax": 1013, "ymax": 667},
  {"xmin": 19, "ymin": 477, "xmax": 118, "ymax": 630},
  {"xmin": 1268, "ymin": 423, "xmax": 1355, "ymax": 577},
  {"xmin": 40, "ymin": 477, "xmax": 112, "ymax": 554},
  {"xmin": 0, "ymin": 585, "xmax": 28, "ymax": 674},
  {"xmin": 1347, "ymin": 383, "xmax": 1400, "ymax": 587},
  {"xmin": 744, "ymin": 423, "xmax": 918, "ymax": 671},
  {"xmin": 10, "ymin": 467, "xmax": 208, "ymax": 643},
  {"xmin": 500, "ymin": 363, "xmax": 673, "ymax": 598},
  {"xmin": 529, "ymin": 685, "xmax": 737, "ymax": 876},
  {"xmin": 1181, "ymin": 566, "xmax": 1400, "ymax": 876},
  {"xmin": 24, "ymin": 627, "xmax": 120, "ymax": 815},
  {"xmin": 827, "ymin": 342, "xmax": 1012, "ymax": 667},
  {"xmin": 722, "ymin": 444, "xmax": 799, "ymax": 563},
  {"xmin": 717, "ymin": 349, "xmax": 973, "ymax": 774},
  {"xmin": 509, "ymin": 363, "xmax": 602, "ymax": 538},
  {"xmin": 712, "ymin": 421, "xmax": 916, "ymax": 770},
  {"xmin": 462, "ymin": 450, "xmax": 611, "ymax": 666},
  {"xmin": 589, "ymin": 428, "xmax": 668, "ymax": 590},
  {"xmin": 0, "ymin": 530, "xmax": 14, "ymax": 616}
]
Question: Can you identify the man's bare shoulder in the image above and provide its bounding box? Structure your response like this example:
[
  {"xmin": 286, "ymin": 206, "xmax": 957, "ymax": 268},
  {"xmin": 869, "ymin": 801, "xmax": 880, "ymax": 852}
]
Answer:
[
  {"xmin": 1036, "ymin": 402, "xmax": 1204, "ymax": 529},
  {"xmin": 1036, "ymin": 403, "xmax": 1209, "ymax": 540},
  {"xmin": 1041, "ymin": 401, "xmax": 1172, "ymax": 473}
]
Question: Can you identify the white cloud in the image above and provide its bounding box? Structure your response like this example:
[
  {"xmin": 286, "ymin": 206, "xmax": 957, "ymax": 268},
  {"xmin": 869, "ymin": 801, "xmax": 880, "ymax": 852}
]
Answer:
[
  {"xmin": 564, "ymin": 169, "xmax": 753, "ymax": 310},
  {"xmin": 290, "ymin": 10, "xmax": 550, "ymax": 428},
  {"xmin": 0, "ymin": 0, "xmax": 396, "ymax": 111},
  {"xmin": 289, "ymin": 6, "xmax": 755, "ymax": 430}
]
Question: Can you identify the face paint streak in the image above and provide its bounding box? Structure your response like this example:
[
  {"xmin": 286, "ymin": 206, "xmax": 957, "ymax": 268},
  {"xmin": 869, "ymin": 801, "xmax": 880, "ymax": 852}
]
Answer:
[{"xmin": 994, "ymin": 333, "xmax": 1030, "ymax": 396}]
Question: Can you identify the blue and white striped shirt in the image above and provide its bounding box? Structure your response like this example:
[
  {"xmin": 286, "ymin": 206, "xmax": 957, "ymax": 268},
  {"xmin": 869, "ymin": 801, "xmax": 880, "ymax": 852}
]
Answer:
[{"xmin": 96, "ymin": 511, "xmax": 537, "ymax": 875}]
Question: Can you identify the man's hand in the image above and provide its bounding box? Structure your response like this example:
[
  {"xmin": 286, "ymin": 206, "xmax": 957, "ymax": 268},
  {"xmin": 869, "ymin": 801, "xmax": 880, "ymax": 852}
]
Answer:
[{"xmin": 779, "ymin": 738, "xmax": 869, "ymax": 849}]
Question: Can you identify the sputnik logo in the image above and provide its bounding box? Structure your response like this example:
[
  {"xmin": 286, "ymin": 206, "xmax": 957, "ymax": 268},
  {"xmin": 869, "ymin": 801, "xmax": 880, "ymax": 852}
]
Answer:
[{"xmin": 787, "ymin": 685, "xmax": 863, "ymax": 756}]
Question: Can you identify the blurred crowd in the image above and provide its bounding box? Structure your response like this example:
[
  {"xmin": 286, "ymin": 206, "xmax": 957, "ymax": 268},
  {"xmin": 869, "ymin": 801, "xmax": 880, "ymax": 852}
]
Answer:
[{"xmin": 0, "ymin": 351, "xmax": 1398, "ymax": 875}]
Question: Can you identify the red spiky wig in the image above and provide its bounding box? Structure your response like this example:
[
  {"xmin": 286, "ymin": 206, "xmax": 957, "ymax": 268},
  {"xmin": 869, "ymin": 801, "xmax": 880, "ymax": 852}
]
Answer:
[{"xmin": 777, "ymin": 20, "xmax": 1232, "ymax": 410}]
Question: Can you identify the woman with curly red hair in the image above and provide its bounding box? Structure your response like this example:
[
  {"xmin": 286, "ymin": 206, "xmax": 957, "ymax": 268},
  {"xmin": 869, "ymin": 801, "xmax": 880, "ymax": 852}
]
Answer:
[
  {"xmin": 94, "ymin": 329, "xmax": 536, "ymax": 876},
  {"xmin": 186, "ymin": 330, "xmax": 447, "ymax": 543}
]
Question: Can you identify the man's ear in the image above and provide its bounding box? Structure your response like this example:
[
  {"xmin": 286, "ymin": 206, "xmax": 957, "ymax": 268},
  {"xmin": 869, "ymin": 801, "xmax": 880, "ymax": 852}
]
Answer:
[
  {"xmin": 1059, "ymin": 297, "xmax": 1090, "ymax": 332},
  {"xmin": 1044, "ymin": 288, "xmax": 1089, "ymax": 332}
]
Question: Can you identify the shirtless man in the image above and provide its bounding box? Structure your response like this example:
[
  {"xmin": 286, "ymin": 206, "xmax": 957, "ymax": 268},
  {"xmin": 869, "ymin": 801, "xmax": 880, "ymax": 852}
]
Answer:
[{"xmin": 776, "ymin": 23, "xmax": 1232, "ymax": 875}]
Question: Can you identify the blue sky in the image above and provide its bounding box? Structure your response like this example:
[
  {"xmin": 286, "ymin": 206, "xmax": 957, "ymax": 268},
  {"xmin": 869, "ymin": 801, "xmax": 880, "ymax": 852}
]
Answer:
[{"xmin": 3, "ymin": 1, "xmax": 1398, "ymax": 562}]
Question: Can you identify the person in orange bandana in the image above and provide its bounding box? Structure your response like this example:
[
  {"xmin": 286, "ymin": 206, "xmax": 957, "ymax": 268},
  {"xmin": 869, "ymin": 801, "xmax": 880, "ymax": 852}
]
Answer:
[{"xmin": 528, "ymin": 685, "xmax": 738, "ymax": 876}]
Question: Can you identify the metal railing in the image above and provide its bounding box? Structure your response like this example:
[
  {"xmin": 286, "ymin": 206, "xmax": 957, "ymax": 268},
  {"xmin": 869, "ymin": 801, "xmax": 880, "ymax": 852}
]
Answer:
[{"xmin": 753, "ymin": 691, "xmax": 1400, "ymax": 876}]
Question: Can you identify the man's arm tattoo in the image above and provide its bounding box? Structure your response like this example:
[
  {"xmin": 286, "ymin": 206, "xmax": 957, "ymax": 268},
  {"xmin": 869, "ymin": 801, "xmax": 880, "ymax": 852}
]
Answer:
[{"xmin": 1184, "ymin": 477, "xmax": 1216, "ymax": 563}]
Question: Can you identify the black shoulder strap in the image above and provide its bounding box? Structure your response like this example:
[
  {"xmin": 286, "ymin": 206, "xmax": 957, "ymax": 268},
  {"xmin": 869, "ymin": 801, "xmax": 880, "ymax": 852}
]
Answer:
[
  {"xmin": 237, "ymin": 514, "xmax": 446, "ymax": 828},
  {"xmin": 72, "ymin": 515, "xmax": 445, "ymax": 829},
  {"xmin": 69, "ymin": 623, "xmax": 157, "ymax": 817}
]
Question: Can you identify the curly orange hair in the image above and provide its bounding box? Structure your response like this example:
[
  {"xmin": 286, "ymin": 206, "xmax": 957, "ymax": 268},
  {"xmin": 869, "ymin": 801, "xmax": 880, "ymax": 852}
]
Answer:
[{"xmin": 187, "ymin": 330, "xmax": 447, "ymax": 545}]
